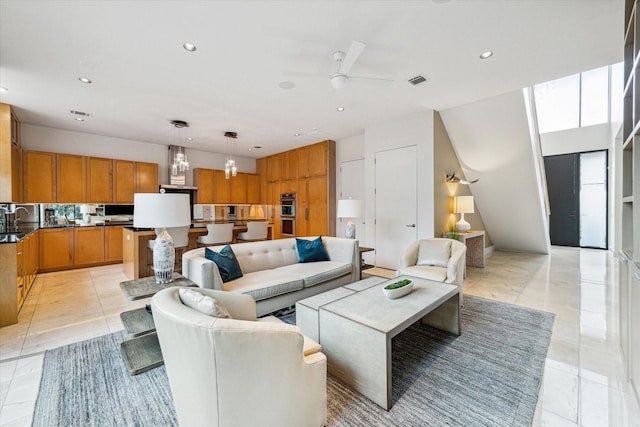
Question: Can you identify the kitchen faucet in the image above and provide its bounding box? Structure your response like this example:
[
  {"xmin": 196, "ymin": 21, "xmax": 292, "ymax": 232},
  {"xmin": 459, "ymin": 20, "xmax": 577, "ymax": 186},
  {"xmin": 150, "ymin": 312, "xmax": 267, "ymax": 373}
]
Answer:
[{"xmin": 11, "ymin": 206, "xmax": 30, "ymax": 230}]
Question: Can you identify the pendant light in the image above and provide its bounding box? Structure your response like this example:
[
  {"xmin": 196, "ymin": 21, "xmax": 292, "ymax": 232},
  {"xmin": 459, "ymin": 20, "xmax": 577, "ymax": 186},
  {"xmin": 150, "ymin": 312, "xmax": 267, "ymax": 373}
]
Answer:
[
  {"xmin": 170, "ymin": 120, "xmax": 189, "ymax": 176},
  {"xmin": 224, "ymin": 131, "xmax": 238, "ymax": 179}
]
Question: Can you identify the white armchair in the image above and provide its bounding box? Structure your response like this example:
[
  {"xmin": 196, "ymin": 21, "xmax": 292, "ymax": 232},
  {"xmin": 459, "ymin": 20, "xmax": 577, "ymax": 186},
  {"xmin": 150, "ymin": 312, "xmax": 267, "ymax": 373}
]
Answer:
[
  {"xmin": 152, "ymin": 287, "xmax": 327, "ymax": 427},
  {"xmin": 398, "ymin": 238, "xmax": 466, "ymax": 304}
]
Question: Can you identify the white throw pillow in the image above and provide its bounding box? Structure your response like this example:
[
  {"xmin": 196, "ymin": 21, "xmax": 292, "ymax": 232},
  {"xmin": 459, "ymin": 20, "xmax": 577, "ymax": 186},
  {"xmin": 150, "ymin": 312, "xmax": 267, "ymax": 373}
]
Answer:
[
  {"xmin": 416, "ymin": 240, "xmax": 452, "ymax": 268},
  {"xmin": 178, "ymin": 288, "xmax": 231, "ymax": 318}
]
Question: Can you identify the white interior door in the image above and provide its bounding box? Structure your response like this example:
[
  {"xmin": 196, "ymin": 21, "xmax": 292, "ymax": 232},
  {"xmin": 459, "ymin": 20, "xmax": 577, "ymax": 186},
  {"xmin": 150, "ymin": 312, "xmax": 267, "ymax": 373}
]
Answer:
[
  {"xmin": 339, "ymin": 159, "xmax": 366, "ymax": 241},
  {"xmin": 375, "ymin": 146, "xmax": 417, "ymax": 270}
]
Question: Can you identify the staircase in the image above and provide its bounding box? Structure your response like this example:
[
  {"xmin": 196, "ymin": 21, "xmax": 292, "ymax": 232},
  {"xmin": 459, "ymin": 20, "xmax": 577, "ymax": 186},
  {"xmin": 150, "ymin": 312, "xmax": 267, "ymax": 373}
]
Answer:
[{"xmin": 440, "ymin": 89, "xmax": 550, "ymax": 254}]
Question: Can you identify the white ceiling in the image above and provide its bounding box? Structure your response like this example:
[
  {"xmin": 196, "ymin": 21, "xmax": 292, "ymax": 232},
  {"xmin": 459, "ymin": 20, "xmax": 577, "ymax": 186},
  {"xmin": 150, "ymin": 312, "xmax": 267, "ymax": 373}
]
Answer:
[{"xmin": 0, "ymin": 0, "xmax": 623, "ymax": 158}]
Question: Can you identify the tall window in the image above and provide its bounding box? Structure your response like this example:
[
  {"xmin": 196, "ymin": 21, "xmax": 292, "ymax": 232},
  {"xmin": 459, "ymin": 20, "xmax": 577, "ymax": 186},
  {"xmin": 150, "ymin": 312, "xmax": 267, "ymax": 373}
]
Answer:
[{"xmin": 534, "ymin": 66, "xmax": 611, "ymax": 133}]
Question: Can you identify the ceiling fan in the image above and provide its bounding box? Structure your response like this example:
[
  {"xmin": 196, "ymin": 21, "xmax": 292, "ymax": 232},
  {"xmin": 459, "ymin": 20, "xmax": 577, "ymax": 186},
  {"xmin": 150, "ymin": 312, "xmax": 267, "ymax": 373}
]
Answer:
[
  {"xmin": 329, "ymin": 40, "xmax": 393, "ymax": 89},
  {"xmin": 287, "ymin": 40, "xmax": 393, "ymax": 90}
]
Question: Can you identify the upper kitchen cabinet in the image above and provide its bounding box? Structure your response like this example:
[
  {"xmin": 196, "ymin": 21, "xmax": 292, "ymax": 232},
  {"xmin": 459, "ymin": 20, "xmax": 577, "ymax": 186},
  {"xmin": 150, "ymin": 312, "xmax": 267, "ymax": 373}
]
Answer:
[
  {"xmin": 213, "ymin": 169, "xmax": 232, "ymax": 203},
  {"xmin": 23, "ymin": 150, "xmax": 56, "ymax": 203},
  {"xmin": 113, "ymin": 160, "xmax": 135, "ymax": 203},
  {"xmin": 0, "ymin": 103, "xmax": 22, "ymax": 203},
  {"xmin": 194, "ymin": 168, "xmax": 215, "ymax": 204},
  {"xmin": 229, "ymin": 173, "xmax": 247, "ymax": 204},
  {"xmin": 298, "ymin": 140, "xmax": 332, "ymax": 178},
  {"xmin": 87, "ymin": 157, "xmax": 113, "ymax": 203},
  {"xmin": 57, "ymin": 153, "xmax": 86, "ymax": 203},
  {"xmin": 267, "ymin": 154, "xmax": 280, "ymax": 183},
  {"xmin": 135, "ymin": 161, "xmax": 158, "ymax": 194},
  {"xmin": 279, "ymin": 151, "xmax": 297, "ymax": 181},
  {"xmin": 247, "ymin": 173, "xmax": 261, "ymax": 204}
]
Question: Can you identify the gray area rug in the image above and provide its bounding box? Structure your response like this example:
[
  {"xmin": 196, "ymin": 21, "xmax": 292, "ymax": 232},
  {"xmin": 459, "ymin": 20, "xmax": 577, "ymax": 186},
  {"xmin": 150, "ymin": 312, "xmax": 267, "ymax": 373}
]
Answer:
[{"xmin": 32, "ymin": 296, "xmax": 553, "ymax": 427}]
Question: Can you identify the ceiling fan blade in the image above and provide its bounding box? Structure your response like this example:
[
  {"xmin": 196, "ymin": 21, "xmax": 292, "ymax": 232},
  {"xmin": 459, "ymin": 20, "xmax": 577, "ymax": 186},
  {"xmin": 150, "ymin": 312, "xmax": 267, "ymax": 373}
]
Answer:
[
  {"xmin": 350, "ymin": 75, "xmax": 394, "ymax": 86},
  {"xmin": 339, "ymin": 40, "xmax": 366, "ymax": 75}
]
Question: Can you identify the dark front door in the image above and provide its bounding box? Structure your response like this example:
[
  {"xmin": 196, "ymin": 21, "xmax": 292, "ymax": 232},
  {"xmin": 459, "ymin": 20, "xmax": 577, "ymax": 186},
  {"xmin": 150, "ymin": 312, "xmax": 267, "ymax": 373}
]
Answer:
[{"xmin": 545, "ymin": 153, "xmax": 580, "ymax": 247}]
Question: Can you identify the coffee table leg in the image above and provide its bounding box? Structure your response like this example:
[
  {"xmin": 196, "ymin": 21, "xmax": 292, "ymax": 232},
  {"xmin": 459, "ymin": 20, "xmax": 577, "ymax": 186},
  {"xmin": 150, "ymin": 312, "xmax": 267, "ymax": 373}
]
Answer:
[
  {"xmin": 320, "ymin": 309, "xmax": 393, "ymax": 410},
  {"xmin": 421, "ymin": 293, "xmax": 461, "ymax": 335}
]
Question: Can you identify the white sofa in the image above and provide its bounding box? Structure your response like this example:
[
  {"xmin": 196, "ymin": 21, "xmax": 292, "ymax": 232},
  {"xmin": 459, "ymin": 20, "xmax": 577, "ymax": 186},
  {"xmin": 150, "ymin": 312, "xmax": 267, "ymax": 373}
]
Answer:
[
  {"xmin": 152, "ymin": 287, "xmax": 327, "ymax": 427},
  {"xmin": 182, "ymin": 236, "xmax": 359, "ymax": 317}
]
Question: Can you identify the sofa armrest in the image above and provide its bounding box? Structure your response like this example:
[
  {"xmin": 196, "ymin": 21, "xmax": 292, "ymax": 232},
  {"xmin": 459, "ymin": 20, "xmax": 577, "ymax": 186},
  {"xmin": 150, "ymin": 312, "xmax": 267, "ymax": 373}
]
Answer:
[
  {"xmin": 195, "ymin": 288, "xmax": 258, "ymax": 321},
  {"xmin": 445, "ymin": 243, "xmax": 467, "ymax": 286},
  {"xmin": 321, "ymin": 236, "xmax": 359, "ymax": 282},
  {"xmin": 400, "ymin": 241, "xmax": 420, "ymax": 268},
  {"xmin": 182, "ymin": 248, "xmax": 225, "ymax": 290}
]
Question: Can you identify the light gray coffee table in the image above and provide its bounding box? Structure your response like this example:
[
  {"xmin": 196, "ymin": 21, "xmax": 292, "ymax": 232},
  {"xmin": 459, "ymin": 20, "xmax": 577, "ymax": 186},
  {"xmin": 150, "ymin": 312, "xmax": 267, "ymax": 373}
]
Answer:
[{"xmin": 308, "ymin": 275, "xmax": 460, "ymax": 410}]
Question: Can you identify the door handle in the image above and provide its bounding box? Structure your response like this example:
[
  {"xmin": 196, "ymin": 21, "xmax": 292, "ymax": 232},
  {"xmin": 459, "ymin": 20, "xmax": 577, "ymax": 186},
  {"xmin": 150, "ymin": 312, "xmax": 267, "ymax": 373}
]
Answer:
[{"xmin": 405, "ymin": 224, "xmax": 416, "ymax": 228}]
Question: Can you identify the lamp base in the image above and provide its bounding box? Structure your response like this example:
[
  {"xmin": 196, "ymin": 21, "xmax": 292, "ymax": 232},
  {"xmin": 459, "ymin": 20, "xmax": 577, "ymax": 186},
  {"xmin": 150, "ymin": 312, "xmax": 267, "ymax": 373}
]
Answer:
[
  {"xmin": 345, "ymin": 219, "xmax": 356, "ymax": 239},
  {"xmin": 153, "ymin": 228, "xmax": 175, "ymax": 283},
  {"xmin": 456, "ymin": 213, "xmax": 471, "ymax": 232}
]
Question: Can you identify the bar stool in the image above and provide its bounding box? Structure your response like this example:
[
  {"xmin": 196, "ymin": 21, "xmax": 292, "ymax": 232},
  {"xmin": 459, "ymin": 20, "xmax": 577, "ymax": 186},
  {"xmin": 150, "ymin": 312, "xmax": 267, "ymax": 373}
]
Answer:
[
  {"xmin": 197, "ymin": 223, "xmax": 235, "ymax": 247},
  {"xmin": 235, "ymin": 222, "xmax": 268, "ymax": 242}
]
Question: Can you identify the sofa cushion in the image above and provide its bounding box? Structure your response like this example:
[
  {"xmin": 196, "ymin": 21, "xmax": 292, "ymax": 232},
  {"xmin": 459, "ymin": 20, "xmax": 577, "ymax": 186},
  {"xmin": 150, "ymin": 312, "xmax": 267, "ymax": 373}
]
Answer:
[
  {"xmin": 417, "ymin": 239, "xmax": 452, "ymax": 268},
  {"xmin": 178, "ymin": 288, "xmax": 231, "ymax": 318},
  {"xmin": 231, "ymin": 239, "xmax": 300, "ymax": 274},
  {"xmin": 296, "ymin": 236, "xmax": 330, "ymax": 263},
  {"xmin": 205, "ymin": 246, "xmax": 243, "ymax": 283},
  {"xmin": 258, "ymin": 316, "xmax": 322, "ymax": 356},
  {"xmin": 224, "ymin": 270, "xmax": 304, "ymax": 301},
  {"xmin": 400, "ymin": 265, "xmax": 448, "ymax": 282},
  {"xmin": 277, "ymin": 261, "xmax": 352, "ymax": 288}
]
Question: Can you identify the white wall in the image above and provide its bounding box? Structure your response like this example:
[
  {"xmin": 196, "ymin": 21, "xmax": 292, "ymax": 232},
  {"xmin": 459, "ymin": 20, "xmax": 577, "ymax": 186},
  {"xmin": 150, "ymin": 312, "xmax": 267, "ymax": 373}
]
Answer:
[
  {"xmin": 540, "ymin": 123, "xmax": 611, "ymax": 156},
  {"xmin": 364, "ymin": 110, "xmax": 435, "ymax": 260},
  {"xmin": 441, "ymin": 90, "xmax": 550, "ymax": 253},
  {"xmin": 21, "ymin": 124, "xmax": 255, "ymax": 186},
  {"xmin": 335, "ymin": 133, "xmax": 365, "ymax": 240}
]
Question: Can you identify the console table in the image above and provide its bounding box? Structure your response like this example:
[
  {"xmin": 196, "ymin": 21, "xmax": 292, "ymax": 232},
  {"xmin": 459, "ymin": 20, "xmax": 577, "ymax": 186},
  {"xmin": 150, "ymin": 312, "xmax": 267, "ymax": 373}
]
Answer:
[{"xmin": 443, "ymin": 230, "xmax": 485, "ymax": 268}]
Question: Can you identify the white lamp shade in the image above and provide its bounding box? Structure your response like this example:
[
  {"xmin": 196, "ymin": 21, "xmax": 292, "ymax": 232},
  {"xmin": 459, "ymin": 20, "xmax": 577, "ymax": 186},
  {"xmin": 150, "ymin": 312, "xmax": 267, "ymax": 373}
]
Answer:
[
  {"xmin": 337, "ymin": 199, "xmax": 364, "ymax": 218},
  {"xmin": 454, "ymin": 196, "xmax": 474, "ymax": 214},
  {"xmin": 133, "ymin": 193, "xmax": 191, "ymax": 228},
  {"xmin": 80, "ymin": 205, "xmax": 96, "ymax": 214}
]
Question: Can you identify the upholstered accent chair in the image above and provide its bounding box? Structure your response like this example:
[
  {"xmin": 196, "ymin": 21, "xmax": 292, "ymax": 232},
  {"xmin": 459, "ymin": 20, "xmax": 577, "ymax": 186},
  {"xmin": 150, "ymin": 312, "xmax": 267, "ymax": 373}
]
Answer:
[
  {"xmin": 398, "ymin": 238, "xmax": 467, "ymax": 304},
  {"xmin": 152, "ymin": 287, "xmax": 327, "ymax": 427},
  {"xmin": 196, "ymin": 222, "xmax": 234, "ymax": 247},
  {"xmin": 235, "ymin": 221, "xmax": 269, "ymax": 242}
]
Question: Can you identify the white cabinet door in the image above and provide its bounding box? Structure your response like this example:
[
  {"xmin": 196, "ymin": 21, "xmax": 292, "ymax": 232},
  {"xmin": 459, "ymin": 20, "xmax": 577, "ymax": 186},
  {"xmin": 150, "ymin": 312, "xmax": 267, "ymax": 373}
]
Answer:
[{"xmin": 374, "ymin": 146, "xmax": 417, "ymax": 269}]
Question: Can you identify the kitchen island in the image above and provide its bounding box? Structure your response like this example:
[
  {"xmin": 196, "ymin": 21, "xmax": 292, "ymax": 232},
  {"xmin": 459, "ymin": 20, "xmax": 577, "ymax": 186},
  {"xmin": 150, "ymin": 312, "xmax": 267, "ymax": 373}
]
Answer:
[{"xmin": 122, "ymin": 222, "xmax": 273, "ymax": 280}]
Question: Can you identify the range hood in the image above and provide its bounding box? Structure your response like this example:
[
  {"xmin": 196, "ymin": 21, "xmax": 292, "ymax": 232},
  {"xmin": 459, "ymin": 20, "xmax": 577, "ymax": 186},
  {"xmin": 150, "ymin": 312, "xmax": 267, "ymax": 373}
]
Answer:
[{"xmin": 160, "ymin": 184, "xmax": 197, "ymax": 190}]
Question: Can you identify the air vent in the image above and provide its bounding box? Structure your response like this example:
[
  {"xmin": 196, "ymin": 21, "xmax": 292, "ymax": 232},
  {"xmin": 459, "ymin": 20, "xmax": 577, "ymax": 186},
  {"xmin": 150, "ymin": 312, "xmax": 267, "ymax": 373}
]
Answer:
[
  {"xmin": 70, "ymin": 110, "xmax": 91, "ymax": 117},
  {"xmin": 407, "ymin": 75, "xmax": 428, "ymax": 86},
  {"xmin": 252, "ymin": 145, "xmax": 262, "ymax": 149}
]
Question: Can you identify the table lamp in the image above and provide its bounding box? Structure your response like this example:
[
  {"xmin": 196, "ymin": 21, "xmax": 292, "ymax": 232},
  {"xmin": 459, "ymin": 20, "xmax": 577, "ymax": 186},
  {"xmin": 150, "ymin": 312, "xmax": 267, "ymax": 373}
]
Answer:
[
  {"xmin": 134, "ymin": 193, "xmax": 191, "ymax": 283},
  {"xmin": 337, "ymin": 198, "xmax": 364, "ymax": 239},
  {"xmin": 454, "ymin": 195, "xmax": 474, "ymax": 232}
]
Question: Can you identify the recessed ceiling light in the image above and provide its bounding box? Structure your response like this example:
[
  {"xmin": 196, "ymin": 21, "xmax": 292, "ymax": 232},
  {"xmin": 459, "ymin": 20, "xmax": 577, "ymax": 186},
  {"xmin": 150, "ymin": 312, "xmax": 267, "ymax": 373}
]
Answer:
[
  {"xmin": 183, "ymin": 43, "xmax": 196, "ymax": 52},
  {"xmin": 78, "ymin": 77, "xmax": 92, "ymax": 84},
  {"xmin": 294, "ymin": 133, "xmax": 301, "ymax": 137},
  {"xmin": 187, "ymin": 137, "xmax": 193, "ymax": 141},
  {"xmin": 479, "ymin": 51, "xmax": 493, "ymax": 59},
  {"xmin": 75, "ymin": 117, "xmax": 84, "ymax": 121},
  {"xmin": 278, "ymin": 81, "xmax": 295, "ymax": 90},
  {"xmin": 336, "ymin": 107, "xmax": 345, "ymax": 112}
]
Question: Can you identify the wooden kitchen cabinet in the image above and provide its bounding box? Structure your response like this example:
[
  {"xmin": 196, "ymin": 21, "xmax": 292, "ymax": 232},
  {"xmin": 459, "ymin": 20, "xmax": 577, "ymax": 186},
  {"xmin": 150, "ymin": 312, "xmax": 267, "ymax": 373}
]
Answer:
[
  {"xmin": 267, "ymin": 154, "xmax": 280, "ymax": 182},
  {"xmin": 87, "ymin": 157, "xmax": 113, "ymax": 203},
  {"xmin": 113, "ymin": 160, "xmax": 135, "ymax": 203},
  {"xmin": 105, "ymin": 225, "xmax": 124, "ymax": 262},
  {"xmin": 135, "ymin": 161, "xmax": 158, "ymax": 193},
  {"xmin": 57, "ymin": 153, "xmax": 86, "ymax": 202},
  {"xmin": 39, "ymin": 228, "xmax": 74, "ymax": 271},
  {"xmin": 213, "ymin": 169, "xmax": 231, "ymax": 203},
  {"xmin": 23, "ymin": 150, "xmax": 56, "ymax": 203},
  {"xmin": 230, "ymin": 173, "xmax": 247, "ymax": 204},
  {"xmin": 0, "ymin": 103, "xmax": 22, "ymax": 203},
  {"xmin": 247, "ymin": 173, "xmax": 261, "ymax": 204},
  {"xmin": 194, "ymin": 168, "xmax": 215, "ymax": 204},
  {"xmin": 298, "ymin": 140, "xmax": 330, "ymax": 178},
  {"xmin": 279, "ymin": 151, "xmax": 297, "ymax": 181},
  {"xmin": 74, "ymin": 226, "xmax": 105, "ymax": 265}
]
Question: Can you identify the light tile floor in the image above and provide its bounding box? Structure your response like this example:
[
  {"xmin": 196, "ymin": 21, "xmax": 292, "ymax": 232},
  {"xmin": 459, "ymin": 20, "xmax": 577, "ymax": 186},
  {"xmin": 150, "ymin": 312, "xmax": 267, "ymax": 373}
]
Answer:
[{"xmin": 1, "ymin": 247, "xmax": 639, "ymax": 426}]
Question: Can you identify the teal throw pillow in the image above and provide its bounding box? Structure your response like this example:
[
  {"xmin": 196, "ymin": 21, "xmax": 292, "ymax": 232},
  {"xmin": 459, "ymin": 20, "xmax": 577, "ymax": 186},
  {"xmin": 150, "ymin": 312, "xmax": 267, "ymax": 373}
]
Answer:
[
  {"xmin": 205, "ymin": 245, "xmax": 243, "ymax": 283},
  {"xmin": 296, "ymin": 236, "xmax": 330, "ymax": 263}
]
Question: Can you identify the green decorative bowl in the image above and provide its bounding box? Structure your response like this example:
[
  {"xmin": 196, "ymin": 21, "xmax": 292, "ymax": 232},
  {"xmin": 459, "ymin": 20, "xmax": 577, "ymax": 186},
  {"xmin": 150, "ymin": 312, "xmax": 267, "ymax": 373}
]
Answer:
[{"xmin": 382, "ymin": 279, "xmax": 414, "ymax": 299}]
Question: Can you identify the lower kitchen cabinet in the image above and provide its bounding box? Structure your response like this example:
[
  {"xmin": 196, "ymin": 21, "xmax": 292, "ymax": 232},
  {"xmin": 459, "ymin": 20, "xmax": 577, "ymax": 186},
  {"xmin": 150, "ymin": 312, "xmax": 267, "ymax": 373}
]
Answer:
[
  {"xmin": 0, "ymin": 232, "xmax": 38, "ymax": 327},
  {"xmin": 74, "ymin": 227, "xmax": 105, "ymax": 265},
  {"xmin": 105, "ymin": 226, "xmax": 124, "ymax": 262},
  {"xmin": 39, "ymin": 228, "xmax": 74, "ymax": 271}
]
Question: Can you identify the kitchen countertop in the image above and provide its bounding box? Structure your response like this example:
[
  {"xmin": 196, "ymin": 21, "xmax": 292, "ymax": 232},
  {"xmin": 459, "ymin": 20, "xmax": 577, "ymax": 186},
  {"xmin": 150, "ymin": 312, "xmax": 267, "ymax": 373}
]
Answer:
[{"xmin": 0, "ymin": 221, "xmax": 134, "ymax": 244}]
